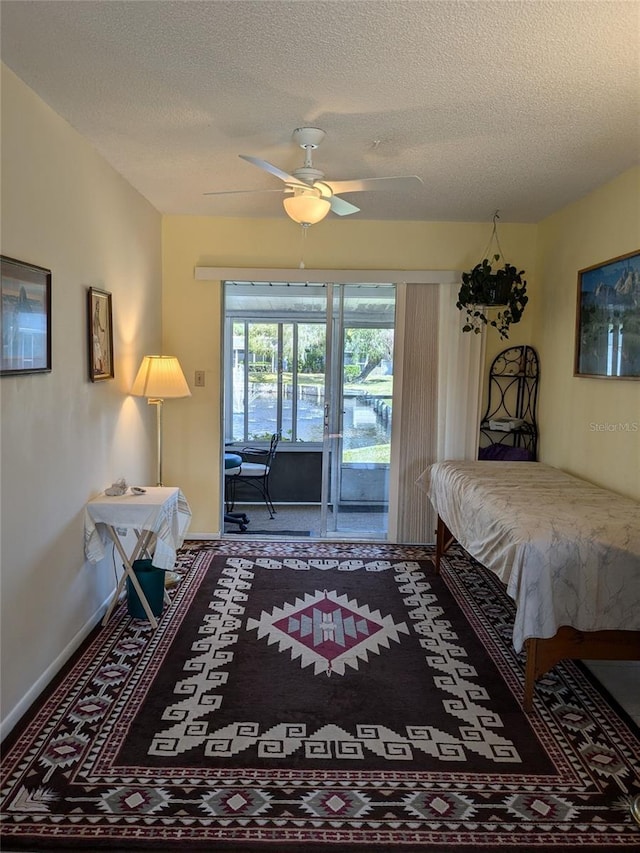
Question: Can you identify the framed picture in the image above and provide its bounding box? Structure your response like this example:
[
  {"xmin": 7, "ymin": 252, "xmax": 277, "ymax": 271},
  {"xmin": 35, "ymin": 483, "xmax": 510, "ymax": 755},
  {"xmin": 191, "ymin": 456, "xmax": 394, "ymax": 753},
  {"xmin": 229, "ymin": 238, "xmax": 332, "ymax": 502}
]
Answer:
[
  {"xmin": 575, "ymin": 249, "xmax": 640, "ymax": 379},
  {"xmin": 1, "ymin": 255, "xmax": 52, "ymax": 376},
  {"xmin": 88, "ymin": 287, "xmax": 114, "ymax": 381}
]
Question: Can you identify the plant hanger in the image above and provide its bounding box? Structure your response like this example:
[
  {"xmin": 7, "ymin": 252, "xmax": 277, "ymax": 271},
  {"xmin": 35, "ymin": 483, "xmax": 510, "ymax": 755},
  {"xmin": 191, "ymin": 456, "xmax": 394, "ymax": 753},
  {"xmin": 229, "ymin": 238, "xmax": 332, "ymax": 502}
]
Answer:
[
  {"xmin": 481, "ymin": 210, "xmax": 506, "ymax": 266},
  {"xmin": 456, "ymin": 211, "xmax": 528, "ymax": 340}
]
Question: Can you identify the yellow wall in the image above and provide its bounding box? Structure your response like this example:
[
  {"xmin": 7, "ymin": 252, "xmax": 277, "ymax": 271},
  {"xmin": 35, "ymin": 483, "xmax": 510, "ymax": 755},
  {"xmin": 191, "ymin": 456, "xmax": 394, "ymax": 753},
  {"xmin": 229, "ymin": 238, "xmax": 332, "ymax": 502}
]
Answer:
[
  {"xmin": 535, "ymin": 167, "xmax": 640, "ymax": 499},
  {"xmin": 0, "ymin": 65, "xmax": 162, "ymax": 731},
  {"xmin": 162, "ymin": 216, "xmax": 537, "ymax": 533},
  {"xmin": 3, "ymin": 57, "xmax": 636, "ymax": 740}
]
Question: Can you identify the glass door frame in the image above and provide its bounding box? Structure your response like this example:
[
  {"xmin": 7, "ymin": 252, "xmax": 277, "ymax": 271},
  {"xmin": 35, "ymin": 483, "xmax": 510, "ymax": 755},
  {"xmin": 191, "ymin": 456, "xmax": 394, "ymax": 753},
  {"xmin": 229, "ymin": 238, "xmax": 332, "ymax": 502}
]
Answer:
[
  {"xmin": 319, "ymin": 284, "xmax": 337, "ymax": 536},
  {"xmin": 222, "ymin": 280, "xmax": 396, "ymax": 541},
  {"xmin": 320, "ymin": 283, "xmax": 395, "ymax": 539}
]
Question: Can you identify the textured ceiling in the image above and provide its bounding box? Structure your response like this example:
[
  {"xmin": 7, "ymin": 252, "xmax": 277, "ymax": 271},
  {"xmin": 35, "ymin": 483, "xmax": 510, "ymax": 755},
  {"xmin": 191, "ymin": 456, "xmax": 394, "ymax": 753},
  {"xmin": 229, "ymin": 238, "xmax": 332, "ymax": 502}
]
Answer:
[{"xmin": 1, "ymin": 0, "xmax": 639, "ymax": 223}]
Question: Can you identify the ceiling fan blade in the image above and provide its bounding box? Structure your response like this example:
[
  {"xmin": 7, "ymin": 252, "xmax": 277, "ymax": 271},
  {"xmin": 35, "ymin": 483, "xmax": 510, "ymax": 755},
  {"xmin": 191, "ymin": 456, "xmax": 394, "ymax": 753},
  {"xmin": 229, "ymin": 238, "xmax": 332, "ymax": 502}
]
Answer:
[
  {"xmin": 326, "ymin": 175, "xmax": 424, "ymax": 194},
  {"xmin": 329, "ymin": 195, "xmax": 360, "ymax": 216},
  {"xmin": 203, "ymin": 188, "xmax": 286, "ymax": 196},
  {"xmin": 239, "ymin": 154, "xmax": 306, "ymax": 187}
]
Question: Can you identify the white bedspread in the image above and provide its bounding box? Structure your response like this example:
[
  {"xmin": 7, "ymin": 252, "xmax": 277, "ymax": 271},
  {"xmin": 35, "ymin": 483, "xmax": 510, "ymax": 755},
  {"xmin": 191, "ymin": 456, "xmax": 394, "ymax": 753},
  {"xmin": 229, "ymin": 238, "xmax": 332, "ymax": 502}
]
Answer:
[{"xmin": 419, "ymin": 461, "xmax": 640, "ymax": 652}]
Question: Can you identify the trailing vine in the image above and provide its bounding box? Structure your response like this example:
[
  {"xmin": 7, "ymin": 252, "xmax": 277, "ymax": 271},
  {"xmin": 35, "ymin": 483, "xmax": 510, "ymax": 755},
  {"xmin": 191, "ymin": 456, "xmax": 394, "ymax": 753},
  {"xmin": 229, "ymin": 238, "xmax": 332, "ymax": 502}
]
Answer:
[
  {"xmin": 457, "ymin": 254, "xmax": 528, "ymax": 340},
  {"xmin": 457, "ymin": 212, "xmax": 528, "ymax": 340}
]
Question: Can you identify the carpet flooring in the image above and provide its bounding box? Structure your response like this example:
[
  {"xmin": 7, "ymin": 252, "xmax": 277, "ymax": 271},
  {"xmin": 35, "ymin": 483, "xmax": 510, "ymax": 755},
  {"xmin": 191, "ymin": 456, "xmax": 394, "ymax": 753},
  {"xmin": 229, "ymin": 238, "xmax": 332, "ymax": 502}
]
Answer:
[
  {"xmin": 223, "ymin": 503, "xmax": 388, "ymax": 539},
  {"xmin": 227, "ymin": 529, "xmax": 312, "ymax": 536},
  {"xmin": 1, "ymin": 540, "xmax": 639, "ymax": 852}
]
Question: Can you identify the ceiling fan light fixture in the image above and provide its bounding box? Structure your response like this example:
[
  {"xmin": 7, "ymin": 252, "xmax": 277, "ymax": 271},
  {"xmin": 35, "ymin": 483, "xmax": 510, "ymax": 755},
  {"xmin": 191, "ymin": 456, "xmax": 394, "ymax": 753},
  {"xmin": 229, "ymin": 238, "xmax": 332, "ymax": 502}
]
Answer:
[{"xmin": 283, "ymin": 190, "xmax": 331, "ymax": 226}]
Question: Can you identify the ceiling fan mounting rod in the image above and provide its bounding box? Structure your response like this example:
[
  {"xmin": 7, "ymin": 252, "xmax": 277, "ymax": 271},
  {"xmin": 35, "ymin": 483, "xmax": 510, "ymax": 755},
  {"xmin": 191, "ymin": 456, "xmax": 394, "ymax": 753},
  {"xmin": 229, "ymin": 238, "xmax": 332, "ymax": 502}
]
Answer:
[
  {"xmin": 303, "ymin": 145, "xmax": 315, "ymax": 169},
  {"xmin": 290, "ymin": 127, "xmax": 328, "ymax": 187}
]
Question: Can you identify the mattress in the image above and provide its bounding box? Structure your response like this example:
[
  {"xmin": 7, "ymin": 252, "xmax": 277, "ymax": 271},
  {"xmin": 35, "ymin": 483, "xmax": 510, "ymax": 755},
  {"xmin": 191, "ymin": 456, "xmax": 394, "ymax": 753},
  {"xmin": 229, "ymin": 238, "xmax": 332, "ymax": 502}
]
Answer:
[{"xmin": 420, "ymin": 461, "xmax": 640, "ymax": 652}]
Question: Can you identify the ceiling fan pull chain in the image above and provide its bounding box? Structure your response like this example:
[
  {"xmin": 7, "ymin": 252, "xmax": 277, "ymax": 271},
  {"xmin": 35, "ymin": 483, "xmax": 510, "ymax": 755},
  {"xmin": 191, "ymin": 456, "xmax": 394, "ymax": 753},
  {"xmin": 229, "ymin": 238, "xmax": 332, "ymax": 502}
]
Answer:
[{"xmin": 299, "ymin": 223, "xmax": 308, "ymax": 269}]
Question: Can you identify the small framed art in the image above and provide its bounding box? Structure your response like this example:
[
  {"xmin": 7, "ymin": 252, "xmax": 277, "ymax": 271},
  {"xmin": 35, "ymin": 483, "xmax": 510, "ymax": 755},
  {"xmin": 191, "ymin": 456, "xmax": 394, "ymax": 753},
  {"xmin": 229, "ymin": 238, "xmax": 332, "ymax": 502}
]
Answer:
[
  {"xmin": 88, "ymin": 287, "xmax": 114, "ymax": 381},
  {"xmin": 1, "ymin": 255, "xmax": 52, "ymax": 376},
  {"xmin": 575, "ymin": 250, "xmax": 640, "ymax": 379}
]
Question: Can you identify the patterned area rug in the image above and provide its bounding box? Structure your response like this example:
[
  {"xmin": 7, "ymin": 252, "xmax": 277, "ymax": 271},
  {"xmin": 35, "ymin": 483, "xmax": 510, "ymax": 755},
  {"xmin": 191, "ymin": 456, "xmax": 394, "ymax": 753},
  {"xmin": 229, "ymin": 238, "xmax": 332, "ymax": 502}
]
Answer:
[{"xmin": 1, "ymin": 541, "xmax": 639, "ymax": 852}]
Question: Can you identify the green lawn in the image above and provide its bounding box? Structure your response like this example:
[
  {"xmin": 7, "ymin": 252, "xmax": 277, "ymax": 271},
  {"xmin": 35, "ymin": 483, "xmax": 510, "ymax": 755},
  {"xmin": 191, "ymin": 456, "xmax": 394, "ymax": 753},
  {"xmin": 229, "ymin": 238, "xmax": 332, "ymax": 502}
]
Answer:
[{"xmin": 343, "ymin": 444, "xmax": 390, "ymax": 463}]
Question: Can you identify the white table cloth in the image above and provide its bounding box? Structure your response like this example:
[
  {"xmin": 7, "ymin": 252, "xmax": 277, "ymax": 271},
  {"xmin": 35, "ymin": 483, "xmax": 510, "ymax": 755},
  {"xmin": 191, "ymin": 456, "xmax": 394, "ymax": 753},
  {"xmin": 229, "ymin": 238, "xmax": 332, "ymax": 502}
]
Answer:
[
  {"xmin": 85, "ymin": 487, "xmax": 192, "ymax": 627},
  {"xmin": 84, "ymin": 487, "xmax": 192, "ymax": 570}
]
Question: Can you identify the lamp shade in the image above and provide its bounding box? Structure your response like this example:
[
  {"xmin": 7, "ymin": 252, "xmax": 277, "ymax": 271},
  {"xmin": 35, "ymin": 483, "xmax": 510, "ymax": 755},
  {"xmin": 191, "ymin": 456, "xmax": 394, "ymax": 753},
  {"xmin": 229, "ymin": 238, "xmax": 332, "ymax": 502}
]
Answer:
[
  {"xmin": 131, "ymin": 355, "xmax": 191, "ymax": 399},
  {"xmin": 283, "ymin": 192, "xmax": 331, "ymax": 226}
]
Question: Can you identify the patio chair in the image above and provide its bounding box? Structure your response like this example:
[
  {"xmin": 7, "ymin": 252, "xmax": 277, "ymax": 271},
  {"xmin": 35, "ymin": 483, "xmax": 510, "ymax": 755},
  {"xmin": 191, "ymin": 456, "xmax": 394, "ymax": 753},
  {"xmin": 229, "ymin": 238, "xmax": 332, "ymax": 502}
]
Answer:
[
  {"xmin": 224, "ymin": 452, "xmax": 249, "ymax": 531},
  {"xmin": 228, "ymin": 432, "xmax": 280, "ymax": 519}
]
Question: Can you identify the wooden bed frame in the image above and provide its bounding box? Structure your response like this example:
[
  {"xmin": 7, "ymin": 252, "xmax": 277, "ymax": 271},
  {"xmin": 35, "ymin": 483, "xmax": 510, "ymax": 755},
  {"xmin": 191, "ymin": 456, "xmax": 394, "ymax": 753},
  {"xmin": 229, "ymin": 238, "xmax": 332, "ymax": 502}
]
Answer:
[{"xmin": 435, "ymin": 515, "xmax": 640, "ymax": 713}]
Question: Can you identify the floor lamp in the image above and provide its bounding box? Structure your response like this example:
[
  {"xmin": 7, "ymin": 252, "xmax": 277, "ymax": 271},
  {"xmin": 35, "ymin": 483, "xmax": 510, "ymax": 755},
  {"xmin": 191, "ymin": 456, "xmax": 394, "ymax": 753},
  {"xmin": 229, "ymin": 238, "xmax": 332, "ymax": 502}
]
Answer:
[{"xmin": 131, "ymin": 355, "xmax": 191, "ymax": 486}]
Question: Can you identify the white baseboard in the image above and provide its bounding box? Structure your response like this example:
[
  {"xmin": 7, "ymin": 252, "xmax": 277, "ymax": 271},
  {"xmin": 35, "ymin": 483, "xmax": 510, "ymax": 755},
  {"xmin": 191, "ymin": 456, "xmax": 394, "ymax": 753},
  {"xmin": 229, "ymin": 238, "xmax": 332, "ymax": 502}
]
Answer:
[
  {"xmin": 0, "ymin": 595, "xmax": 111, "ymax": 742},
  {"xmin": 1, "ymin": 539, "xmax": 223, "ymax": 742}
]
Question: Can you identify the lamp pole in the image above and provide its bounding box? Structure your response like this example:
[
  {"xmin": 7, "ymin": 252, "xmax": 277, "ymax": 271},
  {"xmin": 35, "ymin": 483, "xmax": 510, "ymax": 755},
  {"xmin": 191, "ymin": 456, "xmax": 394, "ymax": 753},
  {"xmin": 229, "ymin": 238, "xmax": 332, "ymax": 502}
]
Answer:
[{"xmin": 149, "ymin": 397, "xmax": 164, "ymax": 486}]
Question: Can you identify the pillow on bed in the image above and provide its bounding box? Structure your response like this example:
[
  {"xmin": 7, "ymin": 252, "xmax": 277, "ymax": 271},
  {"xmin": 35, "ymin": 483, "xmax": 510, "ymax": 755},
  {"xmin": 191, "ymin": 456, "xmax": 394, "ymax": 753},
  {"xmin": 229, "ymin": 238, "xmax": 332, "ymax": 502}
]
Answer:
[{"xmin": 478, "ymin": 444, "xmax": 534, "ymax": 462}]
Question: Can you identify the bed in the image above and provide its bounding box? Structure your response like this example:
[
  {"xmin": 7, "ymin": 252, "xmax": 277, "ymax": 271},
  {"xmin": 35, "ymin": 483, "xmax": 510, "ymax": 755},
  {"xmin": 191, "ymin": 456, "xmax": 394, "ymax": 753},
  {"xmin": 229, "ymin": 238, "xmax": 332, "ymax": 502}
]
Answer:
[{"xmin": 419, "ymin": 460, "xmax": 640, "ymax": 711}]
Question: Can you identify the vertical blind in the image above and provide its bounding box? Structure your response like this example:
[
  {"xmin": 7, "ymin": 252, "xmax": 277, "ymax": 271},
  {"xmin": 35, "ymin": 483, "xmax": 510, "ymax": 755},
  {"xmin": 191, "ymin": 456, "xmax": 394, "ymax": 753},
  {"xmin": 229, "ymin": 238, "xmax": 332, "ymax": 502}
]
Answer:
[{"xmin": 394, "ymin": 284, "xmax": 440, "ymax": 543}]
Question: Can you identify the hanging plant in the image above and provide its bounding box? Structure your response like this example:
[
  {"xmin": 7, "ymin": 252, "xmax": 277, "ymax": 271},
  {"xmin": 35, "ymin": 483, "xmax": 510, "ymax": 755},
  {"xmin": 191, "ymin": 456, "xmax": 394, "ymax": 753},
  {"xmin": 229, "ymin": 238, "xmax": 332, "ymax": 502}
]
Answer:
[{"xmin": 457, "ymin": 213, "xmax": 528, "ymax": 340}]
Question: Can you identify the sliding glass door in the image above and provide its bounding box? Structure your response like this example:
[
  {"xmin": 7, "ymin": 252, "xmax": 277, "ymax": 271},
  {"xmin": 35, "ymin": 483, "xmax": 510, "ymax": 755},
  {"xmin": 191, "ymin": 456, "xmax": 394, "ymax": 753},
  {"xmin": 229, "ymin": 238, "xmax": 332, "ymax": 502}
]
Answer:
[
  {"xmin": 224, "ymin": 281, "xmax": 394, "ymax": 539},
  {"xmin": 320, "ymin": 284, "xmax": 394, "ymax": 537}
]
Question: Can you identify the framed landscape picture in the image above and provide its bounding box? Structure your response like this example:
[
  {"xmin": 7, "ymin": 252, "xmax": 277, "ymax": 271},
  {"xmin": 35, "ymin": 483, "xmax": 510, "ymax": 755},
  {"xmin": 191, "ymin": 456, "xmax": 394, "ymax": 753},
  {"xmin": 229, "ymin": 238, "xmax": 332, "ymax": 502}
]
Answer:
[
  {"xmin": 1, "ymin": 255, "xmax": 52, "ymax": 376},
  {"xmin": 574, "ymin": 250, "xmax": 640, "ymax": 379},
  {"xmin": 88, "ymin": 287, "xmax": 114, "ymax": 381}
]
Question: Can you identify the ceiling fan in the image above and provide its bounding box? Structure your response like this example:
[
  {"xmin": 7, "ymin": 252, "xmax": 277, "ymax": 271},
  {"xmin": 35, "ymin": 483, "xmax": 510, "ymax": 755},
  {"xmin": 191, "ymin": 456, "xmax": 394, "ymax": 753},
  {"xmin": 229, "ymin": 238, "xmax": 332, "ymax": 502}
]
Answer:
[{"xmin": 204, "ymin": 127, "xmax": 423, "ymax": 226}]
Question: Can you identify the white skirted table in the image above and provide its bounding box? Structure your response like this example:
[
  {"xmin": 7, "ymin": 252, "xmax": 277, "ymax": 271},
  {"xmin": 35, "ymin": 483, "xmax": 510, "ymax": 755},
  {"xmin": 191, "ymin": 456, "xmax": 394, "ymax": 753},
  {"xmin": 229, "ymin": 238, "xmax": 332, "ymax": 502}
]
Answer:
[{"xmin": 84, "ymin": 487, "xmax": 192, "ymax": 628}]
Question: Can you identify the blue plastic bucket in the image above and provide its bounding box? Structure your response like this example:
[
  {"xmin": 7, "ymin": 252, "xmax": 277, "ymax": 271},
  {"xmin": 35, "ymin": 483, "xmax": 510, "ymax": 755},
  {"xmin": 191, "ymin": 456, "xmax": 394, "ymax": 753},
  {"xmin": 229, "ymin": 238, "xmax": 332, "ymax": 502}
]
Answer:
[{"xmin": 126, "ymin": 559, "xmax": 165, "ymax": 619}]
